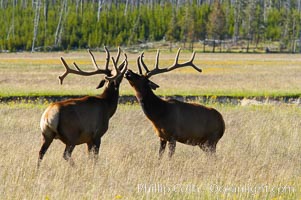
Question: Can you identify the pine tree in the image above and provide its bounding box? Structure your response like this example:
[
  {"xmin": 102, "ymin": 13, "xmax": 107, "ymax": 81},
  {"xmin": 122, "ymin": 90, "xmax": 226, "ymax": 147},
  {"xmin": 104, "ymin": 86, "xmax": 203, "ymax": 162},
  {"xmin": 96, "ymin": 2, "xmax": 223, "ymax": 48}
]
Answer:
[
  {"xmin": 207, "ymin": 0, "xmax": 226, "ymax": 52},
  {"xmin": 166, "ymin": 6, "xmax": 180, "ymax": 51}
]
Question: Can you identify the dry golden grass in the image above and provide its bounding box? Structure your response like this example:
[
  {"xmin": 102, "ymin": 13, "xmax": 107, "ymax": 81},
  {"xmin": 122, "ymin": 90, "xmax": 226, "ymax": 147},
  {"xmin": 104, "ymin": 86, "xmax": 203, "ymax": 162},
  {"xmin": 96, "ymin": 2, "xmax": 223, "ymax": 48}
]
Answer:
[
  {"xmin": 0, "ymin": 52, "xmax": 300, "ymax": 96},
  {"xmin": 0, "ymin": 103, "xmax": 300, "ymax": 199},
  {"xmin": 0, "ymin": 51, "xmax": 300, "ymax": 199}
]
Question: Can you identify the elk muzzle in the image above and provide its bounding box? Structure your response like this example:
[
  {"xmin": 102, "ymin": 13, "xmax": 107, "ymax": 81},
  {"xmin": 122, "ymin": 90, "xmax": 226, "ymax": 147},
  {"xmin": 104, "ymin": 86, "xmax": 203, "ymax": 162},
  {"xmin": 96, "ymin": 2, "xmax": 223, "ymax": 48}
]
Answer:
[{"xmin": 124, "ymin": 69, "xmax": 136, "ymax": 80}]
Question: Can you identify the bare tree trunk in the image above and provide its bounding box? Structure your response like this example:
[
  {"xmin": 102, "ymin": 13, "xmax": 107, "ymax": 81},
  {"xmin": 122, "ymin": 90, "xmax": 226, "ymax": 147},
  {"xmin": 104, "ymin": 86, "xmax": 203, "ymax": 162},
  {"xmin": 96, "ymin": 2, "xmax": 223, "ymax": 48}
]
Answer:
[
  {"xmin": 44, "ymin": 0, "xmax": 48, "ymax": 23},
  {"xmin": 64, "ymin": 0, "xmax": 67, "ymax": 12},
  {"xmin": 81, "ymin": 0, "xmax": 83, "ymax": 16},
  {"xmin": 54, "ymin": 0, "xmax": 67, "ymax": 47},
  {"xmin": 263, "ymin": 0, "xmax": 272, "ymax": 23},
  {"xmin": 291, "ymin": 15, "xmax": 296, "ymax": 53},
  {"xmin": 233, "ymin": 0, "xmax": 240, "ymax": 44},
  {"xmin": 22, "ymin": 0, "xmax": 27, "ymax": 8},
  {"xmin": 12, "ymin": 0, "xmax": 15, "ymax": 37},
  {"xmin": 108, "ymin": 0, "xmax": 111, "ymax": 10},
  {"xmin": 32, "ymin": 0, "xmax": 41, "ymax": 52},
  {"xmin": 246, "ymin": 37, "xmax": 250, "ymax": 53},
  {"xmin": 299, "ymin": 30, "xmax": 301, "ymax": 53},
  {"xmin": 44, "ymin": 0, "xmax": 48, "ymax": 48},
  {"xmin": 7, "ymin": 0, "xmax": 16, "ymax": 40},
  {"xmin": 97, "ymin": 0, "xmax": 103, "ymax": 22},
  {"xmin": 124, "ymin": 0, "xmax": 129, "ymax": 15},
  {"xmin": 75, "ymin": 0, "xmax": 79, "ymax": 14},
  {"xmin": 128, "ymin": 12, "xmax": 140, "ymax": 45}
]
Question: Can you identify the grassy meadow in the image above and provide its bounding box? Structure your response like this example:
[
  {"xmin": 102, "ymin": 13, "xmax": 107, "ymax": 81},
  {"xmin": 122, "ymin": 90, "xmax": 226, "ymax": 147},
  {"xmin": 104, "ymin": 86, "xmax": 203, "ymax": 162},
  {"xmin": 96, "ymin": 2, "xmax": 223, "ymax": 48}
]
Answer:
[
  {"xmin": 0, "ymin": 51, "xmax": 301, "ymax": 97},
  {"xmin": 0, "ymin": 51, "xmax": 300, "ymax": 199},
  {"xmin": 0, "ymin": 103, "xmax": 300, "ymax": 199}
]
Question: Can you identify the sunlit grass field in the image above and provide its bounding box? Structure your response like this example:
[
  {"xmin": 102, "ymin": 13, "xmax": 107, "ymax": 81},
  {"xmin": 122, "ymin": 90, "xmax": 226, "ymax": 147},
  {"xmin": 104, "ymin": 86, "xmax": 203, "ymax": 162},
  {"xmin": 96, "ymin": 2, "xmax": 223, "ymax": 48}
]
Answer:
[
  {"xmin": 0, "ymin": 51, "xmax": 300, "ymax": 97},
  {"xmin": 0, "ymin": 51, "xmax": 300, "ymax": 199},
  {"xmin": 0, "ymin": 103, "xmax": 300, "ymax": 199}
]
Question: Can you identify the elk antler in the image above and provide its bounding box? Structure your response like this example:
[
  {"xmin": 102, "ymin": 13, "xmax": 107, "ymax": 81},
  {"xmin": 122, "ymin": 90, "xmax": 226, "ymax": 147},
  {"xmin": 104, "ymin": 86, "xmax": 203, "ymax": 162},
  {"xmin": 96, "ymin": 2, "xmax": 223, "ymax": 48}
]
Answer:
[
  {"xmin": 137, "ymin": 48, "xmax": 202, "ymax": 78},
  {"xmin": 59, "ymin": 46, "xmax": 113, "ymax": 84},
  {"xmin": 105, "ymin": 53, "xmax": 128, "ymax": 81}
]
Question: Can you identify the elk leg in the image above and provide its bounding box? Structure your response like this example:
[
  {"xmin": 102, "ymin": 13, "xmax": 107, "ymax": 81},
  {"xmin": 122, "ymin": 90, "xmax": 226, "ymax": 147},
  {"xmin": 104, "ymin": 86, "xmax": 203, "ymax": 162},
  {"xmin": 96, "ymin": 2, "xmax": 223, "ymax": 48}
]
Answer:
[
  {"xmin": 168, "ymin": 139, "xmax": 176, "ymax": 158},
  {"xmin": 199, "ymin": 141, "xmax": 216, "ymax": 154},
  {"xmin": 87, "ymin": 142, "xmax": 95, "ymax": 161},
  {"xmin": 94, "ymin": 139, "xmax": 101, "ymax": 161},
  {"xmin": 63, "ymin": 145, "xmax": 75, "ymax": 166},
  {"xmin": 87, "ymin": 142, "xmax": 94, "ymax": 156},
  {"xmin": 89, "ymin": 138, "xmax": 101, "ymax": 163},
  {"xmin": 37, "ymin": 135, "xmax": 53, "ymax": 168},
  {"xmin": 159, "ymin": 139, "xmax": 167, "ymax": 159}
]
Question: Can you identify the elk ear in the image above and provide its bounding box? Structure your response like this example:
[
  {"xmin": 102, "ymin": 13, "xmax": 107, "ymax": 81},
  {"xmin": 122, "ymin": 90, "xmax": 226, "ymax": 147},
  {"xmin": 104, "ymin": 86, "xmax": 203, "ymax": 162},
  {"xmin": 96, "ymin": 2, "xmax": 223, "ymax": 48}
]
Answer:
[
  {"xmin": 148, "ymin": 80, "xmax": 159, "ymax": 90},
  {"xmin": 96, "ymin": 79, "xmax": 106, "ymax": 89}
]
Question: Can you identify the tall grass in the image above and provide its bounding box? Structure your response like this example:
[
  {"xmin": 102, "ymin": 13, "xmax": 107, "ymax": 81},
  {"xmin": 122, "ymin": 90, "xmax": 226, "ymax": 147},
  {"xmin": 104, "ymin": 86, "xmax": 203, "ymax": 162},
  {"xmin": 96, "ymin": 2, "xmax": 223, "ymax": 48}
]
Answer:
[{"xmin": 0, "ymin": 103, "xmax": 300, "ymax": 199}]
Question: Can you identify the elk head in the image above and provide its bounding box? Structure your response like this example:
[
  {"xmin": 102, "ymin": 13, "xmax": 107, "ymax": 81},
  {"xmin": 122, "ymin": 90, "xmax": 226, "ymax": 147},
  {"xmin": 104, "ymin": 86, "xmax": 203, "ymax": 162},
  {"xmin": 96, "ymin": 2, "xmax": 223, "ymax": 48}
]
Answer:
[{"xmin": 60, "ymin": 46, "xmax": 127, "ymax": 91}]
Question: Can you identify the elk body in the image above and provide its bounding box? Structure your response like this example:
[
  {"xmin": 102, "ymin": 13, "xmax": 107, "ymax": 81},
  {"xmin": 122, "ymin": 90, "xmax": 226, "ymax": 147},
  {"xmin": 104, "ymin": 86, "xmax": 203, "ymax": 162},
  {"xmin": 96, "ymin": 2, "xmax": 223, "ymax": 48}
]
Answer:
[
  {"xmin": 125, "ymin": 49, "xmax": 225, "ymax": 158},
  {"xmin": 38, "ymin": 47, "xmax": 127, "ymax": 167}
]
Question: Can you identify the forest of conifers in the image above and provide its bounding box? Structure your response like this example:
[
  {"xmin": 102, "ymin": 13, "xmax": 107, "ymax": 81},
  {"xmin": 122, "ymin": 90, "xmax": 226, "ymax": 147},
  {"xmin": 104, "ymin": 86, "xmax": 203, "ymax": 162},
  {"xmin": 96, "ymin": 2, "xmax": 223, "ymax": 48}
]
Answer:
[{"xmin": 1, "ymin": 0, "xmax": 301, "ymax": 52}]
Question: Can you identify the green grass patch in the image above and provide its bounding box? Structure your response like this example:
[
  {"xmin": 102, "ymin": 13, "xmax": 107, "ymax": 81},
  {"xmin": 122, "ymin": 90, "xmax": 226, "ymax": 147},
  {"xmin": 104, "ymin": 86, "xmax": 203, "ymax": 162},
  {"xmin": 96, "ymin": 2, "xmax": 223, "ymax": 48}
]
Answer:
[
  {"xmin": 0, "ymin": 90, "xmax": 300, "ymax": 100},
  {"xmin": 0, "ymin": 86, "xmax": 300, "ymax": 99}
]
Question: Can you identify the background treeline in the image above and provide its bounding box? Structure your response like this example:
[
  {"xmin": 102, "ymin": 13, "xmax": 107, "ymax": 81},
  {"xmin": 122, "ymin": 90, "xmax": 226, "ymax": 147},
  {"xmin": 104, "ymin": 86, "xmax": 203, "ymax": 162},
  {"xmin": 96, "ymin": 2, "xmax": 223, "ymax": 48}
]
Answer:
[{"xmin": 1, "ymin": 0, "xmax": 301, "ymax": 52}]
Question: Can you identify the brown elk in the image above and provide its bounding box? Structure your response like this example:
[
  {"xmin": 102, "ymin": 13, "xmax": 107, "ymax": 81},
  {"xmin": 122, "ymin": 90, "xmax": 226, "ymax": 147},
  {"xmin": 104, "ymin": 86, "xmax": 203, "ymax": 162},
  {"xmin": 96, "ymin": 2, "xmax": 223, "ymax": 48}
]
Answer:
[
  {"xmin": 125, "ymin": 49, "xmax": 225, "ymax": 159},
  {"xmin": 38, "ymin": 47, "xmax": 128, "ymax": 167}
]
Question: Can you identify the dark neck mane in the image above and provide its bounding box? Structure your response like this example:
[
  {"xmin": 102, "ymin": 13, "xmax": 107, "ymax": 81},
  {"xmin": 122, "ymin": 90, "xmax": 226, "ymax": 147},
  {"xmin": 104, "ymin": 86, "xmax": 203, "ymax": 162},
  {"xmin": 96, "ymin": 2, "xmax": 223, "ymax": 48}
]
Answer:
[
  {"xmin": 99, "ymin": 85, "xmax": 120, "ymax": 118},
  {"xmin": 136, "ymin": 88, "xmax": 166, "ymax": 121}
]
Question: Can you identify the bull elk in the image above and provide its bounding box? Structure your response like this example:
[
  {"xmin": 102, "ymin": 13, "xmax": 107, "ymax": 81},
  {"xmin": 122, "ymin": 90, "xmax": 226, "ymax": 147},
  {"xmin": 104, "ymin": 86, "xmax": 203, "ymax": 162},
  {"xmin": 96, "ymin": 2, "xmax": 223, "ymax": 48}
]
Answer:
[
  {"xmin": 38, "ymin": 47, "xmax": 127, "ymax": 167},
  {"xmin": 125, "ymin": 49, "xmax": 225, "ymax": 159}
]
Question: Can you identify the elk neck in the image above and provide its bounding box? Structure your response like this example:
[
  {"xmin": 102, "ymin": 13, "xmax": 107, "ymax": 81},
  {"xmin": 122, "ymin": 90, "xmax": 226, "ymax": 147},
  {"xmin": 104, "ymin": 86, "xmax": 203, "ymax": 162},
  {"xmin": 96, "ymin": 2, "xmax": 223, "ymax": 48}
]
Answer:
[
  {"xmin": 98, "ymin": 84, "xmax": 120, "ymax": 117},
  {"xmin": 136, "ymin": 88, "xmax": 166, "ymax": 121}
]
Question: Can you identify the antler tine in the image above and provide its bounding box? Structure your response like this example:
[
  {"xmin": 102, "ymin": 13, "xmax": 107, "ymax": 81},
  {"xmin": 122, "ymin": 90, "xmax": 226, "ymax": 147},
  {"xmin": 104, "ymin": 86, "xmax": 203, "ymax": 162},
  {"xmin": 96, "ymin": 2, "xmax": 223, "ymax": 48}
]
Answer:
[
  {"xmin": 113, "ymin": 49, "xmax": 127, "ymax": 71},
  {"xmin": 111, "ymin": 57, "xmax": 118, "ymax": 72},
  {"xmin": 88, "ymin": 49, "xmax": 99, "ymax": 70},
  {"xmin": 154, "ymin": 49, "xmax": 160, "ymax": 69},
  {"xmin": 73, "ymin": 62, "xmax": 84, "ymax": 72},
  {"xmin": 59, "ymin": 57, "xmax": 71, "ymax": 84},
  {"xmin": 105, "ymin": 53, "xmax": 128, "ymax": 81},
  {"xmin": 59, "ymin": 57, "xmax": 90, "ymax": 84},
  {"xmin": 168, "ymin": 50, "xmax": 201, "ymax": 73},
  {"xmin": 119, "ymin": 53, "xmax": 128, "ymax": 73},
  {"xmin": 122, "ymin": 56, "xmax": 128, "ymax": 73},
  {"xmin": 146, "ymin": 48, "xmax": 202, "ymax": 78},
  {"xmin": 137, "ymin": 56, "xmax": 143, "ymax": 75},
  {"xmin": 139, "ymin": 52, "xmax": 150, "ymax": 73},
  {"xmin": 120, "ymin": 53, "xmax": 128, "ymax": 69},
  {"xmin": 119, "ymin": 53, "xmax": 128, "ymax": 74},
  {"xmin": 115, "ymin": 46, "xmax": 121, "ymax": 66},
  {"xmin": 59, "ymin": 50, "xmax": 111, "ymax": 84},
  {"xmin": 172, "ymin": 48, "xmax": 181, "ymax": 67},
  {"xmin": 187, "ymin": 51, "xmax": 202, "ymax": 73},
  {"xmin": 104, "ymin": 46, "xmax": 110, "ymax": 71}
]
